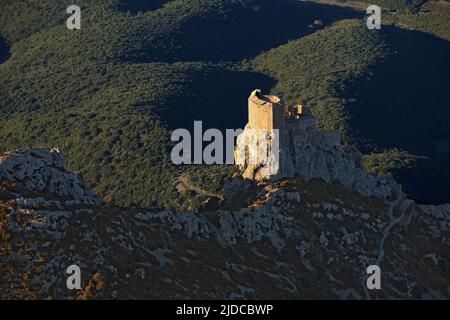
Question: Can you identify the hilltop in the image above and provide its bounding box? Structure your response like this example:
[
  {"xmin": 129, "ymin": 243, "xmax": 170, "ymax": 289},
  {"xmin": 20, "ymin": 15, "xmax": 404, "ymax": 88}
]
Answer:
[{"xmin": 0, "ymin": 0, "xmax": 449, "ymax": 209}]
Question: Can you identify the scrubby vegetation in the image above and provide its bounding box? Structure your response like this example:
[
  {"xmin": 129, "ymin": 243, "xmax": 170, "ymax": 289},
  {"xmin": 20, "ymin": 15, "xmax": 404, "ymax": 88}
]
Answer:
[
  {"xmin": 320, "ymin": 0, "xmax": 450, "ymax": 40},
  {"xmin": 362, "ymin": 149, "xmax": 419, "ymax": 176},
  {"xmin": 0, "ymin": 0, "xmax": 449, "ymax": 206},
  {"xmin": 386, "ymin": 1, "xmax": 450, "ymax": 40}
]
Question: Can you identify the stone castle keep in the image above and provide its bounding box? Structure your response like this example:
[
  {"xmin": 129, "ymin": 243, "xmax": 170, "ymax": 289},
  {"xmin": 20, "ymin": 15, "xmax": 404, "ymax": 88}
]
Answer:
[
  {"xmin": 247, "ymin": 89, "xmax": 316, "ymax": 138},
  {"xmin": 237, "ymin": 89, "xmax": 321, "ymax": 180},
  {"xmin": 237, "ymin": 90, "xmax": 380, "ymax": 197}
]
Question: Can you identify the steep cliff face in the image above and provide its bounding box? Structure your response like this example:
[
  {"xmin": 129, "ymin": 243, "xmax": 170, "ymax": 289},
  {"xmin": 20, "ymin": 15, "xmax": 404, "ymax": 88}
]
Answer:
[
  {"xmin": 238, "ymin": 118, "xmax": 397, "ymax": 198},
  {"xmin": 0, "ymin": 148, "xmax": 449, "ymax": 299}
]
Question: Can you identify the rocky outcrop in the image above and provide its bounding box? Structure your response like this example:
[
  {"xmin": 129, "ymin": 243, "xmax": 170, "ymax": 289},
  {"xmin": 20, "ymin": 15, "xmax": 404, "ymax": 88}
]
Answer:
[
  {"xmin": 238, "ymin": 119, "xmax": 398, "ymax": 199},
  {"xmin": 0, "ymin": 148, "xmax": 99, "ymax": 204}
]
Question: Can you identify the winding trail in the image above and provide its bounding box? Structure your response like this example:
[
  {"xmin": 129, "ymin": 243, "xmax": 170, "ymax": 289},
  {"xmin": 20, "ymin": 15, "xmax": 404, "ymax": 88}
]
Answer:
[
  {"xmin": 363, "ymin": 188, "xmax": 414, "ymax": 299},
  {"xmin": 375, "ymin": 196, "xmax": 414, "ymax": 266},
  {"xmin": 176, "ymin": 175, "xmax": 224, "ymax": 201}
]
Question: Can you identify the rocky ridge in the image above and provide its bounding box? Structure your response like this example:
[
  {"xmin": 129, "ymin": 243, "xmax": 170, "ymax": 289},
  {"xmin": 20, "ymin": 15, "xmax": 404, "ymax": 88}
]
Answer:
[
  {"xmin": 238, "ymin": 117, "xmax": 396, "ymax": 199},
  {"xmin": 0, "ymin": 146, "xmax": 449, "ymax": 299}
]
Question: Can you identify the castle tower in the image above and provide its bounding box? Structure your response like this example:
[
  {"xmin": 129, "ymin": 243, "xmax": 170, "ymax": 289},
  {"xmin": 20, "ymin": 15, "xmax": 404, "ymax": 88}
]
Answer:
[
  {"xmin": 237, "ymin": 89, "xmax": 326, "ymax": 181},
  {"xmin": 247, "ymin": 89, "xmax": 285, "ymax": 137},
  {"xmin": 235, "ymin": 89, "xmax": 285, "ymax": 180}
]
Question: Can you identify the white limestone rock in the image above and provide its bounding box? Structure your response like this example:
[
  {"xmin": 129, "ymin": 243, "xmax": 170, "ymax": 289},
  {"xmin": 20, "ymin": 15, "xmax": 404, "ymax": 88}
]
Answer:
[
  {"xmin": 238, "ymin": 120, "xmax": 397, "ymax": 199},
  {"xmin": 0, "ymin": 148, "xmax": 99, "ymax": 204}
]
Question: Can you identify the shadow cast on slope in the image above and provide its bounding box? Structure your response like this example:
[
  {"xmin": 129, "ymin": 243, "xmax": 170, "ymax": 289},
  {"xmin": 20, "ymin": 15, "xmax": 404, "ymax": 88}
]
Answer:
[
  {"xmin": 154, "ymin": 68, "xmax": 276, "ymax": 132},
  {"xmin": 0, "ymin": 37, "xmax": 10, "ymax": 64},
  {"xmin": 125, "ymin": 1, "xmax": 362, "ymax": 63},
  {"xmin": 115, "ymin": 0, "xmax": 172, "ymax": 14},
  {"xmin": 345, "ymin": 26, "xmax": 450, "ymax": 204}
]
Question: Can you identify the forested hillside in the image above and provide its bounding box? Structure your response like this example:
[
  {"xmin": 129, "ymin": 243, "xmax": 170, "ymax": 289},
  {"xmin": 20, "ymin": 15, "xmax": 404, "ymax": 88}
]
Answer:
[
  {"xmin": 0, "ymin": 0, "xmax": 449, "ymax": 207},
  {"xmin": 251, "ymin": 18, "xmax": 450, "ymax": 203}
]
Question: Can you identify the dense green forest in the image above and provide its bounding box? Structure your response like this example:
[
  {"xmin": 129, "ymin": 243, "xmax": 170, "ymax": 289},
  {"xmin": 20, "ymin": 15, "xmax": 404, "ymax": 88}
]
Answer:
[
  {"xmin": 321, "ymin": 0, "xmax": 450, "ymax": 40},
  {"xmin": 0, "ymin": 0, "xmax": 449, "ymax": 208}
]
